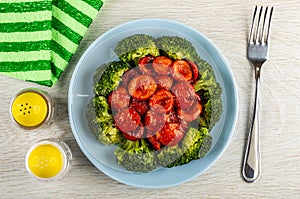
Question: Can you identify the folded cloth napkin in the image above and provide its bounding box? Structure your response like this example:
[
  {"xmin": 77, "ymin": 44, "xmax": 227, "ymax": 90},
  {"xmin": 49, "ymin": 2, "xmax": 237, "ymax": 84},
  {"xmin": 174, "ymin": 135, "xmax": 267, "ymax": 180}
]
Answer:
[{"xmin": 0, "ymin": 0, "xmax": 103, "ymax": 86}]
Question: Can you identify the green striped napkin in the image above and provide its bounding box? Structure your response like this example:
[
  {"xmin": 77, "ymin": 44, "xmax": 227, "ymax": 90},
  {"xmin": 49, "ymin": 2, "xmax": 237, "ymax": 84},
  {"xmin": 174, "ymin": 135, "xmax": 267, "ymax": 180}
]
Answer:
[{"xmin": 0, "ymin": 0, "xmax": 103, "ymax": 86}]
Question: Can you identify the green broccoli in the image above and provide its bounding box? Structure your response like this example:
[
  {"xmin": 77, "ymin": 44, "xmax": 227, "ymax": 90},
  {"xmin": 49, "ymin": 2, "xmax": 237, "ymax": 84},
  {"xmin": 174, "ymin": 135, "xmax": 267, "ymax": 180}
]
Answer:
[
  {"xmin": 166, "ymin": 127, "xmax": 212, "ymax": 168},
  {"xmin": 114, "ymin": 139, "xmax": 158, "ymax": 173},
  {"xmin": 194, "ymin": 65, "xmax": 222, "ymax": 130},
  {"xmin": 94, "ymin": 61, "xmax": 130, "ymax": 96},
  {"xmin": 198, "ymin": 133, "xmax": 213, "ymax": 158},
  {"xmin": 155, "ymin": 35, "xmax": 200, "ymax": 61},
  {"xmin": 114, "ymin": 34, "xmax": 160, "ymax": 66},
  {"xmin": 156, "ymin": 145, "xmax": 183, "ymax": 168},
  {"xmin": 86, "ymin": 96, "xmax": 124, "ymax": 145},
  {"xmin": 93, "ymin": 95, "xmax": 112, "ymax": 121}
]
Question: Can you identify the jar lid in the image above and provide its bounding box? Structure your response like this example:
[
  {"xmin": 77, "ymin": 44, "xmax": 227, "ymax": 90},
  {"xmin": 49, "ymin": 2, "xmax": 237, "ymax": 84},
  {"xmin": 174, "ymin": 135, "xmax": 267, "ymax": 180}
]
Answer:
[{"xmin": 11, "ymin": 91, "xmax": 48, "ymax": 128}]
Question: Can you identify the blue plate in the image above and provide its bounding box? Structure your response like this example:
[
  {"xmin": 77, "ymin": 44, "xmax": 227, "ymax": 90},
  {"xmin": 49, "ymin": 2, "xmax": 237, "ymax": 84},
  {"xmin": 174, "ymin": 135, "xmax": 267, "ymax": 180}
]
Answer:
[{"xmin": 68, "ymin": 18, "xmax": 238, "ymax": 188}]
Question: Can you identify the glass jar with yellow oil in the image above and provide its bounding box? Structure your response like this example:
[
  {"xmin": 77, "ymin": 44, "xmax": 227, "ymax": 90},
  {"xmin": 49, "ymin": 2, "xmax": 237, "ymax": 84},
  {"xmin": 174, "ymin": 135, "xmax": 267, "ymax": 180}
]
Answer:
[
  {"xmin": 25, "ymin": 138, "xmax": 72, "ymax": 180},
  {"xmin": 10, "ymin": 88, "xmax": 56, "ymax": 130}
]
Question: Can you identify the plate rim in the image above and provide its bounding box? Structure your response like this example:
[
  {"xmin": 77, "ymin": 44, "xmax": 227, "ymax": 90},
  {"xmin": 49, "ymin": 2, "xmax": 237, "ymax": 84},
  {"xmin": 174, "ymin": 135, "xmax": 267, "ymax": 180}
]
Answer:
[{"xmin": 68, "ymin": 18, "xmax": 239, "ymax": 189}]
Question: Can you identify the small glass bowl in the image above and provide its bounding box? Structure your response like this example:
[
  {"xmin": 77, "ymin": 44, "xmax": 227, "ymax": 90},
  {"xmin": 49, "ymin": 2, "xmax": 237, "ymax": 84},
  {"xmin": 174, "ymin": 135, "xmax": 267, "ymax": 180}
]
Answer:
[
  {"xmin": 25, "ymin": 138, "xmax": 72, "ymax": 181},
  {"xmin": 10, "ymin": 88, "xmax": 56, "ymax": 130}
]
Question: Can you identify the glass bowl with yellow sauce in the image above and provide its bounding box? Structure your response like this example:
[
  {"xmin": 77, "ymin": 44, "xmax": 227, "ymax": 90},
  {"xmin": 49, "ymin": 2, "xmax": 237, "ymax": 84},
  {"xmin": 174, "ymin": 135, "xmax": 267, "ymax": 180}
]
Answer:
[{"xmin": 25, "ymin": 138, "xmax": 72, "ymax": 181}]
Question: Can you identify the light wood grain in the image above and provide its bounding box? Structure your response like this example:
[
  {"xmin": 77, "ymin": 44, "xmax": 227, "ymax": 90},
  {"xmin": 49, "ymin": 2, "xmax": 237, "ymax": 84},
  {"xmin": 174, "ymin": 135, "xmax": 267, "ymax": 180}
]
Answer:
[{"xmin": 0, "ymin": 0, "xmax": 299, "ymax": 198}]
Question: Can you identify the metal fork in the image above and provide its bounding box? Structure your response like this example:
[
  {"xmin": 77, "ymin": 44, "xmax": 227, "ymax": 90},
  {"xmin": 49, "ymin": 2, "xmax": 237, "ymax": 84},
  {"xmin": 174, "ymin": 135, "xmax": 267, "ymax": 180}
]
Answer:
[{"xmin": 242, "ymin": 6, "xmax": 273, "ymax": 183}]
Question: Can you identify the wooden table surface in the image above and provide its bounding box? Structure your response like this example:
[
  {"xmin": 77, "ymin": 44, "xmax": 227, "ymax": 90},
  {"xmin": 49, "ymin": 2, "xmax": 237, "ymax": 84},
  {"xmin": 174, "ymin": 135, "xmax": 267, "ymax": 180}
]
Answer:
[{"xmin": 0, "ymin": 0, "xmax": 299, "ymax": 198}]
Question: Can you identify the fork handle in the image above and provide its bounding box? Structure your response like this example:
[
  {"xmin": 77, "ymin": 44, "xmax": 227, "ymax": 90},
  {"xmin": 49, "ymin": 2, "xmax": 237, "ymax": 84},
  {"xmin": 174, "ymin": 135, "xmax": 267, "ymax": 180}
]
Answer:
[{"xmin": 242, "ymin": 67, "xmax": 261, "ymax": 182}]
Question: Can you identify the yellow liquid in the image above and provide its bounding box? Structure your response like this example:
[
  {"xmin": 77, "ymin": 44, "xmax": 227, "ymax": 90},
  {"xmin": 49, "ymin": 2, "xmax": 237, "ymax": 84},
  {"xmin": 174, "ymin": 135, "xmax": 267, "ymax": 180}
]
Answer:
[{"xmin": 27, "ymin": 144, "xmax": 64, "ymax": 178}]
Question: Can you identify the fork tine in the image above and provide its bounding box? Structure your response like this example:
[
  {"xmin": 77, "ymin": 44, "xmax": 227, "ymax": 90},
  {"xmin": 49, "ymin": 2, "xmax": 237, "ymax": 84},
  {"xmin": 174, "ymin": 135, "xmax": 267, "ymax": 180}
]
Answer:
[
  {"xmin": 260, "ymin": 7, "xmax": 268, "ymax": 43},
  {"xmin": 254, "ymin": 6, "xmax": 263, "ymax": 43},
  {"xmin": 248, "ymin": 6, "xmax": 257, "ymax": 44},
  {"xmin": 265, "ymin": 7, "xmax": 274, "ymax": 43}
]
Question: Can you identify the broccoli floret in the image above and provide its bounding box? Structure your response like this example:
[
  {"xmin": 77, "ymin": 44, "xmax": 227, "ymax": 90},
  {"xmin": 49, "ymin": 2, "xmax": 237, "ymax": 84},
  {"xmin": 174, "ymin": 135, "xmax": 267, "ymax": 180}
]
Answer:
[
  {"xmin": 156, "ymin": 145, "xmax": 183, "ymax": 168},
  {"xmin": 194, "ymin": 65, "xmax": 222, "ymax": 130},
  {"xmin": 93, "ymin": 96, "xmax": 112, "ymax": 121},
  {"xmin": 198, "ymin": 133, "xmax": 213, "ymax": 158},
  {"xmin": 86, "ymin": 96, "xmax": 124, "ymax": 145},
  {"xmin": 167, "ymin": 127, "xmax": 212, "ymax": 168},
  {"xmin": 201, "ymin": 88, "xmax": 222, "ymax": 130},
  {"xmin": 94, "ymin": 61, "xmax": 130, "ymax": 96},
  {"xmin": 114, "ymin": 139, "xmax": 158, "ymax": 173},
  {"xmin": 155, "ymin": 36, "xmax": 199, "ymax": 60},
  {"xmin": 114, "ymin": 34, "xmax": 160, "ymax": 66},
  {"xmin": 194, "ymin": 61, "xmax": 219, "ymax": 91}
]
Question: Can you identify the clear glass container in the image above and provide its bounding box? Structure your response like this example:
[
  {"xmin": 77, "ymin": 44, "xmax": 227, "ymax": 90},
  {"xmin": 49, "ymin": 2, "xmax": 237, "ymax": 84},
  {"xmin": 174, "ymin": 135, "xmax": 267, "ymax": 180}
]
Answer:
[
  {"xmin": 10, "ymin": 88, "xmax": 56, "ymax": 130},
  {"xmin": 25, "ymin": 138, "xmax": 72, "ymax": 181}
]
